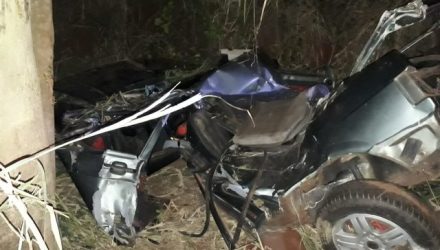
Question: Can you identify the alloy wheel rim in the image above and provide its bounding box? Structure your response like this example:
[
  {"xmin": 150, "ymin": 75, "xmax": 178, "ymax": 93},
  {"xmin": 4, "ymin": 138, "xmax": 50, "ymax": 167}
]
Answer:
[{"xmin": 331, "ymin": 213, "xmax": 422, "ymax": 250}]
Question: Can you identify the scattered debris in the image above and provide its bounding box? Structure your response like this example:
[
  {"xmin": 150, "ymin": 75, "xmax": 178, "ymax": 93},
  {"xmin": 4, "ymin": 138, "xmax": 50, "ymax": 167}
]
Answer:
[
  {"xmin": 8, "ymin": 1, "xmax": 438, "ymax": 249},
  {"xmin": 56, "ymin": 160, "xmax": 257, "ymax": 249}
]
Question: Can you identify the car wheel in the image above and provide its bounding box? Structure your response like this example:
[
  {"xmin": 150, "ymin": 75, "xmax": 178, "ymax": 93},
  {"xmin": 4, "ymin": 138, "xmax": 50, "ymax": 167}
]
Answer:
[{"xmin": 316, "ymin": 180, "xmax": 440, "ymax": 250}]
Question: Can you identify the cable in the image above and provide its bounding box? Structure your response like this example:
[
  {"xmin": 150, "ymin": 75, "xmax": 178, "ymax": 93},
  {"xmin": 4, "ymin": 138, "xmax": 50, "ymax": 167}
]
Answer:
[
  {"xmin": 179, "ymin": 166, "xmax": 216, "ymax": 237},
  {"xmin": 182, "ymin": 143, "xmax": 237, "ymax": 249},
  {"xmin": 231, "ymin": 150, "xmax": 267, "ymax": 246},
  {"xmin": 182, "ymin": 142, "xmax": 268, "ymax": 249}
]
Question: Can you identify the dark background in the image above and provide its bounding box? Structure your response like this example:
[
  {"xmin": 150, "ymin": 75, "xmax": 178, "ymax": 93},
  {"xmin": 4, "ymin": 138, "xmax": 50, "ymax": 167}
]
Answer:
[{"xmin": 53, "ymin": 0, "xmax": 436, "ymax": 81}]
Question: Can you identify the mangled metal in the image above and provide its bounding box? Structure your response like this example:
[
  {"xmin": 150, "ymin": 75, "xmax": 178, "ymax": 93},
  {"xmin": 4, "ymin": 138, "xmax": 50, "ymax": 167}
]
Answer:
[
  {"xmin": 268, "ymin": 58, "xmax": 440, "ymax": 230},
  {"xmin": 351, "ymin": 0, "xmax": 427, "ymax": 75},
  {"xmin": 49, "ymin": 1, "xmax": 440, "ymax": 249},
  {"xmin": 401, "ymin": 19, "xmax": 440, "ymax": 52},
  {"xmin": 198, "ymin": 56, "xmax": 288, "ymax": 96},
  {"xmin": 92, "ymin": 150, "xmax": 140, "ymax": 244},
  {"xmin": 56, "ymin": 86, "xmax": 170, "ymax": 140}
]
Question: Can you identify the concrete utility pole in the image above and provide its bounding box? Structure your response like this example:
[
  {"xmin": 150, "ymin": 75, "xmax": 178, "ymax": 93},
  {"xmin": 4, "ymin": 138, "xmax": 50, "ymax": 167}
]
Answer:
[{"xmin": 0, "ymin": 0, "xmax": 55, "ymax": 248}]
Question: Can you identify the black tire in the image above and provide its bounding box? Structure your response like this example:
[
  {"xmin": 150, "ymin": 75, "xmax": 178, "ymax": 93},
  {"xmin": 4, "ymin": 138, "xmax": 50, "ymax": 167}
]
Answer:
[{"xmin": 316, "ymin": 180, "xmax": 440, "ymax": 250}]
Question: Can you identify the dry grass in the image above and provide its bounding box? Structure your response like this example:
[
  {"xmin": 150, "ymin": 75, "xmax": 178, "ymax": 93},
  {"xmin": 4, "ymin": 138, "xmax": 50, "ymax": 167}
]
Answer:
[
  {"xmin": 56, "ymin": 172, "xmax": 115, "ymax": 249},
  {"xmin": 0, "ymin": 160, "xmax": 63, "ymax": 250},
  {"xmin": 295, "ymin": 225, "xmax": 322, "ymax": 250},
  {"xmin": 56, "ymin": 159, "xmax": 257, "ymax": 249},
  {"xmin": 411, "ymin": 179, "xmax": 440, "ymax": 211},
  {"xmin": 56, "ymin": 157, "xmax": 440, "ymax": 250}
]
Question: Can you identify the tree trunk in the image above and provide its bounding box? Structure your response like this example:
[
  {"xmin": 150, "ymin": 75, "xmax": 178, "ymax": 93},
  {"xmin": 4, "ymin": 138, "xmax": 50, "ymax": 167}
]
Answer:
[{"xmin": 0, "ymin": 0, "xmax": 55, "ymax": 248}]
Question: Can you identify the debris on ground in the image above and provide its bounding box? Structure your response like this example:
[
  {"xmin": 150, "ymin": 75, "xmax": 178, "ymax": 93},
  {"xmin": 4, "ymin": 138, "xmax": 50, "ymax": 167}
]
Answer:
[{"xmin": 57, "ymin": 159, "xmax": 258, "ymax": 250}]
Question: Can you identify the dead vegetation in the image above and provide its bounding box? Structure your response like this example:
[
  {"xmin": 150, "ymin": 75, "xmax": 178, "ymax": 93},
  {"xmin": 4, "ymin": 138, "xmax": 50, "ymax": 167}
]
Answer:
[
  {"xmin": 56, "ymin": 159, "xmax": 258, "ymax": 249},
  {"xmin": 53, "ymin": 1, "xmax": 440, "ymax": 249},
  {"xmin": 0, "ymin": 160, "xmax": 62, "ymax": 250},
  {"xmin": 411, "ymin": 180, "xmax": 440, "ymax": 211},
  {"xmin": 295, "ymin": 225, "xmax": 322, "ymax": 250}
]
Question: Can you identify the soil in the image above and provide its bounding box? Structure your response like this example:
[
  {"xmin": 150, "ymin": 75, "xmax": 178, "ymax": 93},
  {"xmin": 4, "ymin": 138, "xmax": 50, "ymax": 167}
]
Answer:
[{"xmin": 56, "ymin": 159, "xmax": 261, "ymax": 250}]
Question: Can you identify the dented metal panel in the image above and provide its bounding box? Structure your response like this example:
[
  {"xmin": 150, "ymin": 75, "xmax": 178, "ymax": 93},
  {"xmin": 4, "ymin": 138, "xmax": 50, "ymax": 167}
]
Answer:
[
  {"xmin": 92, "ymin": 150, "xmax": 141, "ymax": 244},
  {"xmin": 199, "ymin": 58, "xmax": 288, "ymax": 97}
]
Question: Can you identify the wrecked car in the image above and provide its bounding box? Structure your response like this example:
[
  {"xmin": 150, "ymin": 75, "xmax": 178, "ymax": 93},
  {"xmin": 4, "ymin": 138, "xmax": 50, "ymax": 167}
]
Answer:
[{"xmin": 55, "ymin": 0, "xmax": 440, "ymax": 249}]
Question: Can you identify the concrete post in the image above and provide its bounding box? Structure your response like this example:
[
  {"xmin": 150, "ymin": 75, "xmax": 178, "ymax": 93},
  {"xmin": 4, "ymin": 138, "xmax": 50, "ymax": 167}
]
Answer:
[{"xmin": 0, "ymin": 0, "xmax": 55, "ymax": 248}]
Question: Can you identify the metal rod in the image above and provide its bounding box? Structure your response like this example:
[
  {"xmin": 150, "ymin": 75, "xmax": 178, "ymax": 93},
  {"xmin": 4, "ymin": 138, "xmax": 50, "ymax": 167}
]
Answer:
[
  {"xmin": 138, "ymin": 116, "xmax": 167, "ymax": 162},
  {"xmin": 401, "ymin": 20, "xmax": 440, "ymax": 53}
]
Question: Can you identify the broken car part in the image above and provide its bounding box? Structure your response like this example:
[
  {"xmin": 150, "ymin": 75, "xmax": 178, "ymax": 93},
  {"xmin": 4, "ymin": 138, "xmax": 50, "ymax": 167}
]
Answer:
[
  {"xmin": 57, "ymin": 113, "xmax": 180, "ymax": 244},
  {"xmin": 351, "ymin": 0, "xmax": 427, "ymax": 75},
  {"xmin": 267, "ymin": 49, "xmax": 440, "ymax": 226},
  {"xmin": 53, "ymin": 2, "xmax": 440, "ymax": 247},
  {"xmin": 90, "ymin": 116, "xmax": 171, "ymax": 244},
  {"xmin": 92, "ymin": 150, "xmax": 140, "ymax": 244},
  {"xmin": 185, "ymin": 51, "xmax": 440, "ymax": 249},
  {"xmin": 316, "ymin": 180, "xmax": 438, "ymax": 249},
  {"xmin": 400, "ymin": 19, "xmax": 440, "ymax": 53}
]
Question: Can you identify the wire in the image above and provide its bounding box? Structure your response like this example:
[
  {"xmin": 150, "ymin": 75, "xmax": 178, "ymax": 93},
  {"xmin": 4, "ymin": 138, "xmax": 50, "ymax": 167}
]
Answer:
[
  {"xmin": 182, "ymin": 143, "xmax": 237, "ymax": 249},
  {"xmin": 179, "ymin": 166, "xmax": 216, "ymax": 237},
  {"xmin": 185, "ymin": 146, "xmax": 267, "ymax": 249},
  {"xmin": 231, "ymin": 150, "xmax": 267, "ymax": 246}
]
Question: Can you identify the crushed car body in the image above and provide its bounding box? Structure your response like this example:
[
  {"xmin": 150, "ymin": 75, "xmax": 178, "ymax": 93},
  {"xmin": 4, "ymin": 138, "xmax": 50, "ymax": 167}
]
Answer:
[{"xmin": 54, "ymin": 0, "xmax": 440, "ymax": 249}]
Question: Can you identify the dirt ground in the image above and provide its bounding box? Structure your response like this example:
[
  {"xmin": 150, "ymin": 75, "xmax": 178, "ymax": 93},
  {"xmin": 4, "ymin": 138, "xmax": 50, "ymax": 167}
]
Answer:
[
  {"xmin": 56, "ymin": 156, "xmax": 440, "ymax": 250},
  {"xmin": 56, "ymin": 159, "xmax": 261, "ymax": 250}
]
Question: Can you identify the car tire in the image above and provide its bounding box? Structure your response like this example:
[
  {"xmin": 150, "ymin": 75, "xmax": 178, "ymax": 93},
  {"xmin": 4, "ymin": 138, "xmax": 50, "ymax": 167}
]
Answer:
[{"xmin": 316, "ymin": 180, "xmax": 440, "ymax": 250}]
